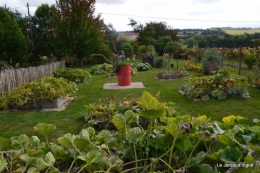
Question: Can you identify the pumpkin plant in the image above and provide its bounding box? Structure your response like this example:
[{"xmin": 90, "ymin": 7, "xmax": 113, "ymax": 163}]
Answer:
[
  {"xmin": 180, "ymin": 67, "xmax": 249, "ymax": 101},
  {"xmin": 0, "ymin": 76, "xmax": 76, "ymax": 110}
]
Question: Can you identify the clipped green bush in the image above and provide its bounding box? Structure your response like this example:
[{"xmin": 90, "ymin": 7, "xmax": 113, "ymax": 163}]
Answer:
[{"xmin": 52, "ymin": 67, "xmax": 91, "ymax": 82}]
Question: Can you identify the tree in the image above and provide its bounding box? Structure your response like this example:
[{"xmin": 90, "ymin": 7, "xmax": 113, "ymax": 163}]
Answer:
[
  {"xmin": 165, "ymin": 41, "xmax": 183, "ymax": 56},
  {"xmin": 104, "ymin": 24, "xmax": 118, "ymax": 52},
  {"xmin": 186, "ymin": 37, "xmax": 197, "ymax": 48},
  {"xmin": 130, "ymin": 20, "xmax": 178, "ymax": 49},
  {"xmin": 165, "ymin": 41, "xmax": 184, "ymax": 69},
  {"xmin": 198, "ymin": 36, "xmax": 208, "ymax": 48},
  {"xmin": 31, "ymin": 4, "xmax": 56, "ymax": 63},
  {"xmin": 155, "ymin": 36, "xmax": 172, "ymax": 56},
  {"xmin": 51, "ymin": 0, "xmax": 109, "ymax": 65},
  {"xmin": 138, "ymin": 45, "xmax": 156, "ymax": 56},
  {"xmin": 122, "ymin": 42, "xmax": 133, "ymax": 58},
  {"xmin": 0, "ymin": 7, "xmax": 27, "ymax": 67}
]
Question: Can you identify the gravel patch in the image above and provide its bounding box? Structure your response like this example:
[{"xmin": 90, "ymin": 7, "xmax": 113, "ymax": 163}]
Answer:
[{"xmin": 103, "ymin": 82, "xmax": 145, "ymax": 89}]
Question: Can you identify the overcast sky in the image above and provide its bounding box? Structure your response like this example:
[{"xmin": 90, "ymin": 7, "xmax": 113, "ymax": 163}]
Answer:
[{"xmin": 2, "ymin": 0, "xmax": 260, "ymax": 31}]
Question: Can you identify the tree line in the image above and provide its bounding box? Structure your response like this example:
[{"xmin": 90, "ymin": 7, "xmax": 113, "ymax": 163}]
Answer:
[{"xmin": 1, "ymin": 0, "xmax": 260, "ymax": 70}]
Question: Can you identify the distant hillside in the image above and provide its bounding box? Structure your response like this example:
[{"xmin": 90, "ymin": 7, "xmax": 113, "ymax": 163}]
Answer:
[{"xmin": 117, "ymin": 31, "xmax": 138, "ymax": 40}]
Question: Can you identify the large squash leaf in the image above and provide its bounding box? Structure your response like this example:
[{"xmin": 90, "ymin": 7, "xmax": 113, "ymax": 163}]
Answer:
[
  {"xmin": 112, "ymin": 113, "xmax": 125, "ymax": 130},
  {"xmin": 219, "ymin": 146, "xmax": 243, "ymax": 163},
  {"xmin": 138, "ymin": 91, "xmax": 165, "ymax": 110},
  {"xmin": 207, "ymin": 149, "xmax": 223, "ymax": 162},
  {"xmin": 187, "ymin": 151, "xmax": 206, "ymax": 165},
  {"xmin": 195, "ymin": 164, "xmax": 214, "ymax": 173},
  {"xmin": 140, "ymin": 109, "xmax": 166, "ymax": 121},
  {"xmin": 217, "ymin": 134, "xmax": 234, "ymax": 146},
  {"xmin": 0, "ymin": 159, "xmax": 7, "ymax": 172},
  {"xmin": 34, "ymin": 123, "xmax": 56, "ymax": 137},
  {"xmin": 0, "ymin": 137, "xmax": 12, "ymax": 150}
]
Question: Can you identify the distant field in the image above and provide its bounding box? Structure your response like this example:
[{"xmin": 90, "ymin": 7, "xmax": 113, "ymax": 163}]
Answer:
[
  {"xmin": 117, "ymin": 31, "xmax": 138, "ymax": 40},
  {"xmin": 223, "ymin": 29, "xmax": 260, "ymax": 35}
]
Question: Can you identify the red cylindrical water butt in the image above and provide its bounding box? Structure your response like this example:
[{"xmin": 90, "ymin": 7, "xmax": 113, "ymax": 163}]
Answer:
[{"xmin": 118, "ymin": 64, "xmax": 131, "ymax": 86}]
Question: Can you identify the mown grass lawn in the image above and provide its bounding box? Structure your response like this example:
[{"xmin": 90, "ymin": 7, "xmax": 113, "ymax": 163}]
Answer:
[{"xmin": 0, "ymin": 67, "xmax": 259, "ymax": 140}]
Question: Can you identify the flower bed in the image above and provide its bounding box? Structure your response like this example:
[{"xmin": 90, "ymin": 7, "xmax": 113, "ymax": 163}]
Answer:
[{"xmin": 157, "ymin": 70, "xmax": 189, "ymax": 80}]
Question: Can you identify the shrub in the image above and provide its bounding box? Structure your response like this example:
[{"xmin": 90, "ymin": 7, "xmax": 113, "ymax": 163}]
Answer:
[
  {"xmin": 89, "ymin": 63, "xmax": 113, "ymax": 75},
  {"xmin": 244, "ymin": 53, "xmax": 257, "ymax": 69},
  {"xmin": 155, "ymin": 58, "xmax": 164, "ymax": 68},
  {"xmin": 184, "ymin": 60, "xmax": 202, "ymax": 73},
  {"xmin": 131, "ymin": 62, "xmax": 152, "ymax": 71},
  {"xmin": 201, "ymin": 49, "xmax": 221, "ymax": 75},
  {"xmin": 53, "ymin": 67, "xmax": 91, "ymax": 82}
]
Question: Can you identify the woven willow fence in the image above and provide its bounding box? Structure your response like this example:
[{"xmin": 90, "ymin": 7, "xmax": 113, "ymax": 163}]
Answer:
[{"xmin": 0, "ymin": 61, "xmax": 65, "ymax": 96}]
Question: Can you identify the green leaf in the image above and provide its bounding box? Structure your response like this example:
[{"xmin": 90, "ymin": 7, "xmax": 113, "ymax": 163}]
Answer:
[
  {"xmin": 211, "ymin": 122, "xmax": 225, "ymax": 134},
  {"xmin": 140, "ymin": 109, "xmax": 166, "ymax": 121},
  {"xmin": 187, "ymin": 151, "xmax": 206, "ymax": 165},
  {"xmin": 77, "ymin": 150, "xmax": 103, "ymax": 164},
  {"xmin": 248, "ymin": 143, "xmax": 260, "ymax": 152},
  {"xmin": 164, "ymin": 123, "xmax": 178, "ymax": 137},
  {"xmin": 124, "ymin": 110, "xmax": 137, "ymax": 124},
  {"xmin": 220, "ymin": 146, "xmax": 243, "ymax": 163},
  {"xmin": 27, "ymin": 167, "xmax": 38, "ymax": 173},
  {"xmin": 241, "ymin": 134, "xmax": 255, "ymax": 143},
  {"xmin": 106, "ymin": 156, "xmax": 123, "ymax": 171},
  {"xmin": 112, "ymin": 113, "xmax": 125, "ymax": 130},
  {"xmin": 244, "ymin": 153, "xmax": 254, "ymax": 164},
  {"xmin": 45, "ymin": 152, "xmax": 55, "ymax": 166},
  {"xmin": 217, "ymin": 134, "xmax": 234, "ymax": 146},
  {"xmin": 0, "ymin": 159, "xmax": 7, "ymax": 172},
  {"xmin": 34, "ymin": 123, "xmax": 56, "ymax": 137},
  {"xmin": 195, "ymin": 164, "xmax": 214, "ymax": 173},
  {"xmin": 138, "ymin": 91, "xmax": 165, "ymax": 110},
  {"xmin": 20, "ymin": 154, "xmax": 33, "ymax": 165},
  {"xmin": 37, "ymin": 152, "xmax": 55, "ymax": 171},
  {"xmin": 86, "ymin": 127, "xmax": 96, "ymax": 136},
  {"xmin": 0, "ymin": 137, "xmax": 12, "ymax": 150},
  {"xmin": 127, "ymin": 127, "xmax": 142, "ymax": 142},
  {"xmin": 73, "ymin": 137, "xmax": 90, "ymax": 151},
  {"xmin": 175, "ymin": 138, "xmax": 192, "ymax": 152},
  {"xmin": 50, "ymin": 144, "xmax": 68, "ymax": 158},
  {"xmin": 79, "ymin": 129, "xmax": 90, "ymax": 141},
  {"xmin": 27, "ymin": 149, "xmax": 45, "ymax": 157},
  {"xmin": 97, "ymin": 130, "xmax": 114, "ymax": 144},
  {"xmin": 207, "ymin": 149, "xmax": 223, "ymax": 162},
  {"xmin": 58, "ymin": 133, "xmax": 74, "ymax": 147}
]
